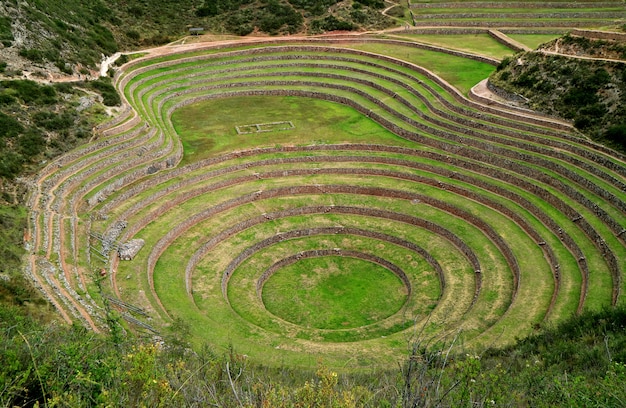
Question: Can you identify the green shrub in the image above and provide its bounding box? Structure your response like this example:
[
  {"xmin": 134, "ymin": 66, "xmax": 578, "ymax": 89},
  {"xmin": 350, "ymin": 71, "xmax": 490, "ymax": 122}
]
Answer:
[
  {"xmin": 18, "ymin": 48, "xmax": 46, "ymax": 63},
  {"xmin": 385, "ymin": 5, "xmax": 405, "ymax": 18},
  {"xmin": 19, "ymin": 47, "xmax": 60, "ymax": 65},
  {"xmin": 496, "ymin": 56, "xmax": 512, "ymax": 72},
  {"xmin": 0, "ymin": 111, "xmax": 23, "ymax": 138},
  {"xmin": 87, "ymin": 78, "xmax": 121, "ymax": 106},
  {"xmin": 0, "ymin": 92, "xmax": 16, "ymax": 106},
  {"xmin": 86, "ymin": 24, "xmax": 117, "ymax": 54},
  {"xmin": 1, "ymin": 80, "xmax": 57, "ymax": 105},
  {"xmin": 127, "ymin": 5, "xmax": 144, "ymax": 18},
  {"xmin": 18, "ymin": 129, "xmax": 46, "ymax": 157},
  {"xmin": 142, "ymin": 34, "xmax": 171, "ymax": 46},
  {"xmin": 312, "ymin": 15, "xmax": 355, "ymax": 32},
  {"xmin": 354, "ymin": 0, "xmax": 385, "ymax": 9},
  {"xmin": 0, "ymin": 16, "xmax": 13, "ymax": 47},
  {"xmin": 226, "ymin": 9, "xmax": 256, "ymax": 35},
  {"xmin": 55, "ymin": 60, "xmax": 73, "ymax": 75},
  {"xmin": 290, "ymin": 0, "xmax": 341, "ymax": 16},
  {"xmin": 33, "ymin": 111, "xmax": 74, "ymax": 131},
  {"xmin": 114, "ymin": 54, "xmax": 130, "ymax": 67},
  {"xmin": 350, "ymin": 9, "xmax": 368, "ymax": 23},
  {"xmin": 196, "ymin": 3, "xmax": 219, "ymax": 17},
  {"xmin": 512, "ymin": 71, "xmax": 537, "ymax": 88},
  {"xmin": 126, "ymin": 29, "xmax": 140, "ymax": 41},
  {"xmin": 53, "ymin": 82, "xmax": 76, "ymax": 94},
  {"xmin": 561, "ymin": 87, "xmax": 598, "ymax": 111},
  {"xmin": 0, "ymin": 151, "xmax": 23, "ymax": 179},
  {"xmin": 604, "ymin": 124, "xmax": 626, "ymax": 149}
]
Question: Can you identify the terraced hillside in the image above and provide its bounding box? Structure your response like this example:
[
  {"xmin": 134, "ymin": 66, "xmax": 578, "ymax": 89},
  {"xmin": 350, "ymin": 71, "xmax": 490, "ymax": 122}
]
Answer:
[
  {"xmin": 25, "ymin": 36, "xmax": 626, "ymax": 368},
  {"xmin": 407, "ymin": 1, "xmax": 626, "ymax": 30}
]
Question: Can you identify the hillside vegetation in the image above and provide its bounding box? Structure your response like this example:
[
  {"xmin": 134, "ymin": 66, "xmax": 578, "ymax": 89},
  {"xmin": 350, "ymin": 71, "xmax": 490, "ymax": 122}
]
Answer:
[
  {"xmin": 490, "ymin": 34, "xmax": 626, "ymax": 152},
  {"xmin": 2, "ymin": 302, "xmax": 625, "ymax": 407},
  {"xmin": 0, "ymin": 0, "xmax": 391, "ymax": 76}
]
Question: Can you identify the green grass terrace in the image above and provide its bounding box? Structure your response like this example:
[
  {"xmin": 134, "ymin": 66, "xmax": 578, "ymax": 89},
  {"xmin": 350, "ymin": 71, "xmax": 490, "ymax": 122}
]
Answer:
[
  {"xmin": 24, "ymin": 36, "xmax": 626, "ymax": 370},
  {"xmin": 407, "ymin": 1, "xmax": 626, "ymax": 30}
]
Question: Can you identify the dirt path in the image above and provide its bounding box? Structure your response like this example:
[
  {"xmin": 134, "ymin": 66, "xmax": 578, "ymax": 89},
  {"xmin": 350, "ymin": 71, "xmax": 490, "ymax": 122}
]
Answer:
[
  {"xmin": 470, "ymin": 79, "xmax": 574, "ymax": 128},
  {"xmin": 536, "ymin": 49, "xmax": 626, "ymax": 64}
]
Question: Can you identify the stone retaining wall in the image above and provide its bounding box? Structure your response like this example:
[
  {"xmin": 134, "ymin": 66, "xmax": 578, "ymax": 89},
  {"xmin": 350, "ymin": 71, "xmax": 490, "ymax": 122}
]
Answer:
[
  {"xmin": 123, "ymin": 44, "xmax": 578, "ymax": 134},
  {"xmin": 178, "ymin": 204, "xmax": 480, "ymax": 306},
  {"xmin": 104, "ymin": 132, "xmax": 609, "ymax": 309},
  {"xmin": 414, "ymin": 12, "xmax": 624, "ymax": 20},
  {"xmin": 410, "ymin": 2, "xmax": 622, "ymax": 9},
  {"xmin": 570, "ymin": 29, "xmax": 626, "ymax": 42},
  {"xmin": 488, "ymin": 29, "xmax": 531, "ymax": 52},
  {"xmin": 163, "ymin": 84, "xmax": 626, "ymax": 224},
  {"xmin": 109, "ymin": 44, "xmax": 620, "ymax": 314},
  {"xmin": 255, "ymin": 248, "xmax": 412, "ymax": 296},
  {"xmin": 140, "ymin": 183, "xmax": 517, "ymax": 310},
  {"xmin": 411, "ymin": 20, "xmax": 613, "ymax": 28}
]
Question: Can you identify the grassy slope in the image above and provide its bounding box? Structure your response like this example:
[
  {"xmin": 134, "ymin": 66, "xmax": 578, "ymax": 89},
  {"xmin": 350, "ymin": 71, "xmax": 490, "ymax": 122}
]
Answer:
[{"xmin": 2, "ymin": 296, "xmax": 625, "ymax": 406}]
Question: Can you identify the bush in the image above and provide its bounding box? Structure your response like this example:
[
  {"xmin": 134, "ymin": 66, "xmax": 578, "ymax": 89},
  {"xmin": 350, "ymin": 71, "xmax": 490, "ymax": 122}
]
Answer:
[
  {"xmin": 0, "ymin": 92, "xmax": 16, "ymax": 106},
  {"xmin": 87, "ymin": 78, "xmax": 121, "ymax": 106},
  {"xmin": 0, "ymin": 151, "xmax": 23, "ymax": 179},
  {"xmin": 142, "ymin": 34, "xmax": 171, "ymax": 46},
  {"xmin": 127, "ymin": 5, "xmax": 144, "ymax": 18},
  {"xmin": 196, "ymin": 4, "xmax": 219, "ymax": 17},
  {"xmin": 227, "ymin": 10, "xmax": 256, "ymax": 36},
  {"xmin": 351, "ymin": 8, "xmax": 374, "ymax": 24},
  {"xmin": 290, "ymin": 0, "xmax": 341, "ymax": 16},
  {"xmin": 587, "ymin": 68, "xmax": 611, "ymax": 90},
  {"xmin": 312, "ymin": 15, "xmax": 355, "ymax": 32},
  {"xmin": 250, "ymin": 1, "xmax": 304, "ymax": 35},
  {"xmin": 235, "ymin": 24, "xmax": 254, "ymax": 36},
  {"xmin": 1, "ymin": 80, "xmax": 57, "ymax": 105},
  {"xmin": 604, "ymin": 124, "xmax": 626, "ymax": 149},
  {"xmin": 55, "ymin": 60, "xmax": 73, "ymax": 75},
  {"xmin": 126, "ymin": 29, "xmax": 140, "ymax": 41},
  {"xmin": 385, "ymin": 5, "xmax": 405, "ymax": 18},
  {"xmin": 0, "ymin": 111, "xmax": 23, "ymax": 138},
  {"xmin": 18, "ymin": 129, "xmax": 46, "ymax": 157},
  {"xmin": 0, "ymin": 16, "xmax": 13, "ymax": 47},
  {"xmin": 114, "ymin": 54, "xmax": 130, "ymax": 67},
  {"xmin": 53, "ymin": 82, "xmax": 75, "ymax": 94},
  {"xmin": 561, "ymin": 87, "xmax": 598, "ymax": 111},
  {"xmin": 86, "ymin": 24, "xmax": 117, "ymax": 54},
  {"xmin": 18, "ymin": 48, "xmax": 46, "ymax": 63},
  {"xmin": 512, "ymin": 71, "xmax": 537, "ymax": 88},
  {"xmin": 354, "ymin": 0, "xmax": 385, "ymax": 8},
  {"xmin": 496, "ymin": 56, "xmax": 512, "ymax": 72},
  {"xmin": 33, "ymin": 111, "xmax": 74, "ymax": 131}
]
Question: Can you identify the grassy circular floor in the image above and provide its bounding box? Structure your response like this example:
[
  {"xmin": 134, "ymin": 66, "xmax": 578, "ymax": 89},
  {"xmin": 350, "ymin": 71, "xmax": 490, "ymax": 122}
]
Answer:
[{"xmin": 261, "ymin": 255, "xmax": 409, "ymax": 330}]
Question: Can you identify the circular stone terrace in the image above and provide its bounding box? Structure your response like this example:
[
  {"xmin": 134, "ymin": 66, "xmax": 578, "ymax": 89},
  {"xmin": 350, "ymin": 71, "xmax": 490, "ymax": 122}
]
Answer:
[{"xmin": 25, "ymin": 35, "xmax": 626, "ymax": 369}]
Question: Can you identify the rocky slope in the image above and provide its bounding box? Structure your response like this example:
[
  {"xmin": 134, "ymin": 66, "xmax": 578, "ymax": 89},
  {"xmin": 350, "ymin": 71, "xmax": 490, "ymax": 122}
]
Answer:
[
  {"xmin": 489, "ymin": 34, "xmax": 626, "ymax": 152},
  {"xmin": 0, "ymin": 0, "xmax": 391, "ymax": 79}
]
